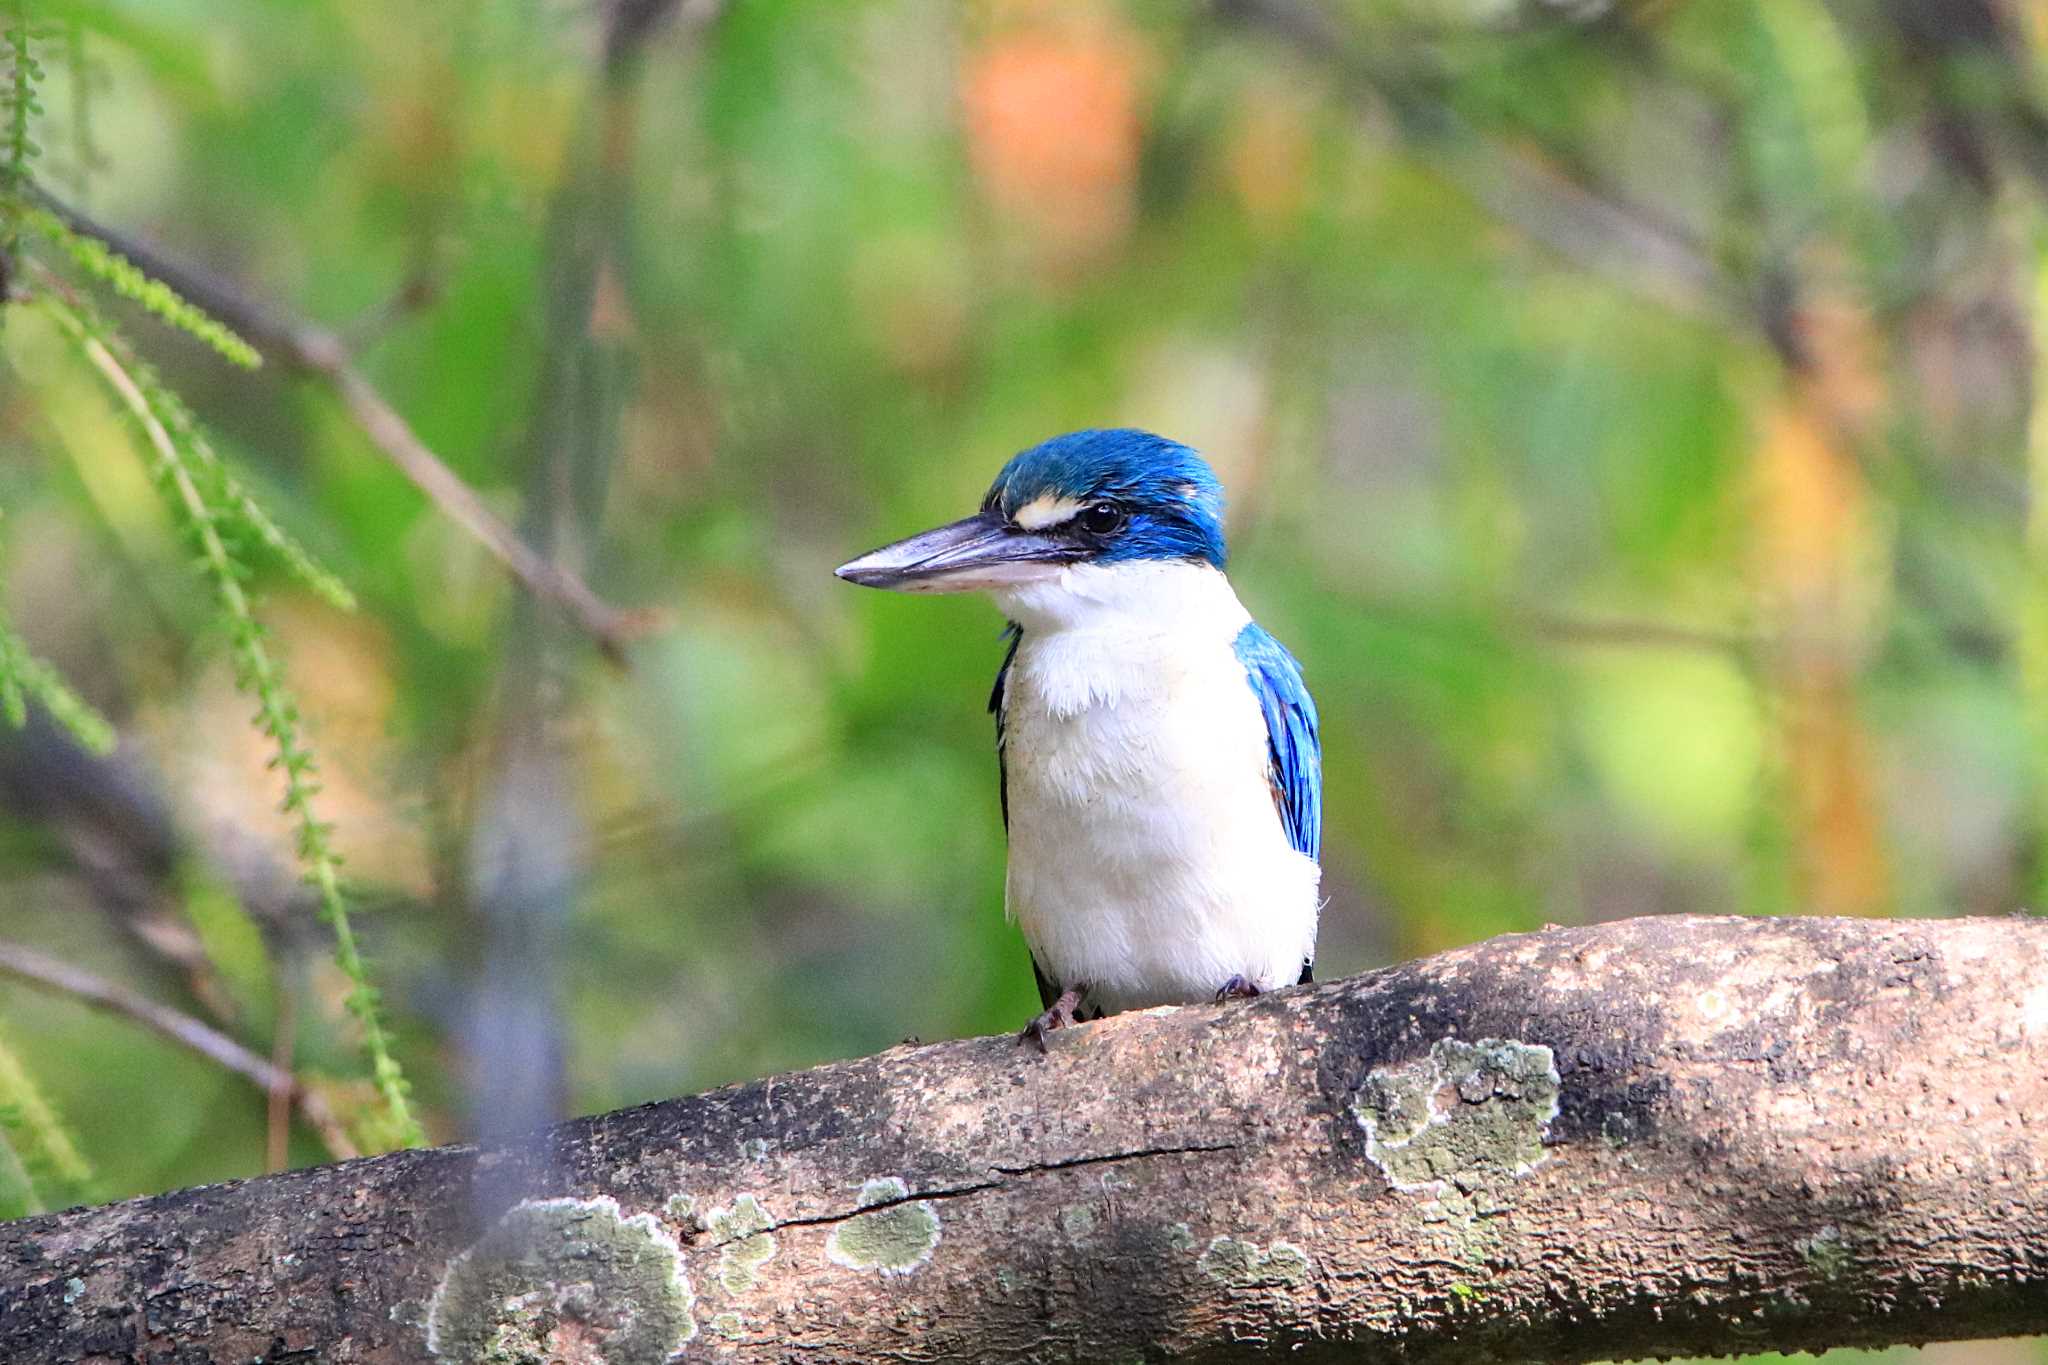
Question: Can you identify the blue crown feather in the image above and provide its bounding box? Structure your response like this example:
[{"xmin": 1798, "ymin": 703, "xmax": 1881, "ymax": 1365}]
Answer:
[{"xmin": 983, "ymin": 428, "xmax": 1228, "ymax": 569}]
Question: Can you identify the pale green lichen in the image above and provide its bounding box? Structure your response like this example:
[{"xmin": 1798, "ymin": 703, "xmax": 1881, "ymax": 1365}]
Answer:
[
  {"xmin": 1196, "ymin": 1235, "xmax": 1313, "ymax": 1288},
  {"xmin": 1059, "ymin": 1203, "xmax": 1098, "ymax": 1243},
  {"xmin": 1799, "ymin": 1224, "xmax": 1852, "ymax": 1281},
  {"xmin": 824, "ymin": 1177, "xmax": 940, "ymax": 1276},
  {"xmin": 665, "ymin": 1193, "xmax": 697, "ymax": 1221},
  {"xmin": 1352, "ymin": 1037, "xmax": 1560, "ymax": 1202},
  {"xmin": 708, "ymin": 1311, "xmax": 745, "ymax": 1341},
  {"xmin": 424, "ymin": 1196, "xmax": 695, "ymax": 1363},
  {"xmin": 708, "ymin": 1194, "xmax": 778, "ymax": 1293},
  {"xmin": 1166, "ymin": 1223, "xmax": 1196, "ymax": 1253}
]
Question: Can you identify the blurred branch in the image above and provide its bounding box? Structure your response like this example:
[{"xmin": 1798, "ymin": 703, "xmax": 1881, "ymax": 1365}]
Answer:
[
  {"xmin": 3, "ymin": 916, "xmax": 2047, "ymax": 1361},
  {"xmin": 338, "ymin": 270, "xmax": 442, "ymax": 354},
  {"xmin": 1217, "ymin": 0, "xmax": 1744, "ymax": 322},
  {"xmin": 454, "ymin": 0, "xmax": 729, "ymax": 1157},
  {"xmin": 0, "ymin": 938, "xmax": 358, "ymax": 1161},
  {"xmin": 0, "ymin": 710, "xmax": 236, "ymax": 1009},
  {"xmin": 1515, "ymin": 607, "xmax": 1756, "ymax": 657},
  {"xmin": 27, "ymin": 186, "xmax": 655, "ymax": 665},
  {"xmin": 327, "ymin": 362, "xmax": 654, "ymax": 665},
  {"xmin": 603, "ymin": 0, "xmax": 722, "ymax": 74},
  {"xmin": 1828, "ymin": 0, "xmax": 2048, "ymax": 200}
]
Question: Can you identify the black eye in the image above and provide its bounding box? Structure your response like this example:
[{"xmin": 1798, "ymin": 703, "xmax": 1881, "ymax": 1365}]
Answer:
[{"xmin": 1077, "ymin": 503, "xmax": 1126, "ymax": 536}]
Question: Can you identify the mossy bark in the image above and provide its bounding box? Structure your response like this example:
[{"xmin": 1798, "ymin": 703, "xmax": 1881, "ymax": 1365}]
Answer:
[{"xmin": 4, "ymin": 914, "xmax": 2048, "ymax": 1363}]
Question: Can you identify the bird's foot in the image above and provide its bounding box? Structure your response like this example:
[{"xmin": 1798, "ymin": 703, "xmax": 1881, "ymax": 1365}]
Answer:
[
  {"xmin": 1214, "ymin": 975, "xmax": 1262, "ymax": 1002},
  {"xmin": 1020, "ymin": 986, "xmax": 1087, "ymax": 1052}
]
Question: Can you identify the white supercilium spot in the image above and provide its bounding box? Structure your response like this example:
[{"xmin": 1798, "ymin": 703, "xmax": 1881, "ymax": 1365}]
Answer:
[{"xmin": 1013, "ymin": 494, "xmax": 1087, "ymax": 531}]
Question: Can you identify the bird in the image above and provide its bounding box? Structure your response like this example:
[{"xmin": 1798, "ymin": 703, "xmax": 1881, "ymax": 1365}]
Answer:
[{"xmin": 835, "ymin": 428, "xmax": 1321, "ymax": 1045}]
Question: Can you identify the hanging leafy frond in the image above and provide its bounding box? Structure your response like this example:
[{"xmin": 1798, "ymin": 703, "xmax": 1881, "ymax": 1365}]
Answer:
[
  {"xmin": 1, "ymin": 11, "xmax": 39, "ymax": 190},
  {"xmin": 139, "ymin": 370, "xmax": 357, "ymax": 611},
  {"xmin": 0, "ymin": 1120, "xmax": 37, "ymax": 1219},
  {"xmin": 0, "ymin": 1026, "xmax": 94, "ymax": 1219},
  {"xmin": 16, "ymin": 209, "xmax": 352, "ymax": 606},
  {"xmin": 26, "ymin": 209, "xmax": 261, "ymax": 368},
  {"xmin": 0, "ymin": 602, "xmax": 115, "ymax": 753},
  {"xmin": 33, "ymin": 278, "xmax": 420, "ymax": 1151},
  {"xmin": 1, "ymin": 3, "xmax": 45, "ymax": 252},
  {"xmin": 217, "ymin": 473, "xmax": 359, "ymax": 612}
]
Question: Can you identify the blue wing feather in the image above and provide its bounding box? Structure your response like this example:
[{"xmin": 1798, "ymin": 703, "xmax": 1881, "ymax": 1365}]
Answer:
[{"xmin": 1232, "ymin": 621, "xmax": 1322, "ymax": 862}]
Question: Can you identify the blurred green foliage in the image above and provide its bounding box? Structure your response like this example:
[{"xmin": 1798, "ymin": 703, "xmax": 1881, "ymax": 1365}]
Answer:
[{"xmin": 0, "ymin": 2, "xmax": 2044, "ymax": 1357}]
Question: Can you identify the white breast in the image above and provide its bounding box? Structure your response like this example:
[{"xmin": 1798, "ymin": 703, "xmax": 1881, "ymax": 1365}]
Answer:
[{"xmin": 992, "ymin": 562, "xmax": 1321, "ymax": 1014}]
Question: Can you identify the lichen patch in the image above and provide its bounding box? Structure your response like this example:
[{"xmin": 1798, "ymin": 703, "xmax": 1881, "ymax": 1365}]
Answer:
[
  {"xmin": 1353, "ymin": 1037, "xmax": 1561, "ymax": 1201},
  {"xmin": 824, "ymin": 1177, "xmax": 941, "ymax": 1276},
  {"xmin": 1196, "ymin": 1235, "xmax": 1313, "ymax": 1289},
  {"xmin": 707, "ymin": 1194, "xmax": 778, "ymax": 1294},
  {"xmin": 424, "ymin": 1195, "xmax": 695, "ymax": 1363},
  {"xmin": 1798, "ymin": 1223, "xmax": 1853, "ymax": 1281}
]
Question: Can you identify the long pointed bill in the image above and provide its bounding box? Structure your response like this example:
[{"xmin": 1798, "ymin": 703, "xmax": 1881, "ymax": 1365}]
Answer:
[{"xmin": 835, "ymin": 511, "xmax": 1079, "ymax": 593}]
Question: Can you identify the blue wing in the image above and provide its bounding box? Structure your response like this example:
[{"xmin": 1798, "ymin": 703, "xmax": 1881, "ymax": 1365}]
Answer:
[
  {"xmin": 1235, "ymin": 622, "xmax": 1321, "ymax": 985},
  {"xmin": 1233, "ymin": 621, "xmax": 1321, "ymax": 862}
]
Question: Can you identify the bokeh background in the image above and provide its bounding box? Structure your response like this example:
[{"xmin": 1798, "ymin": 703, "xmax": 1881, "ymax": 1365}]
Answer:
[{"xmin": 2, "ymin": 1, "xmax": 2046, "ymax": 1359}]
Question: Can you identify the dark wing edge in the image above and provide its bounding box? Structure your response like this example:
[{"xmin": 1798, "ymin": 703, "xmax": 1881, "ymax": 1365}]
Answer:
[
  {"xmin": 989, "ymin": 622, "xmax": 1023, "ymax": 831},
  {"xmin": 1032, "ymin": 954, "xmax": 1060, "ymax": 1011},
  {"xmin": 995, "ymin": 625, "xmax": 1068, "ymax": 1010}
]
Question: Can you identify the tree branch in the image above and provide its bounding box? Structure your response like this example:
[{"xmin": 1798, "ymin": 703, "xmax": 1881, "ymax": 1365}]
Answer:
[{"xmin": 3, "ymin": 914, "xmax": 2046, "ymax": 1362}]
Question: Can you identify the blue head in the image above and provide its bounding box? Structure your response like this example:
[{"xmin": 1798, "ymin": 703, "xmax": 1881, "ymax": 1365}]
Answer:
[
  {"xmin": 836, "ymin": 429, "xmax": 1228, "ymax": 593},
  {"xmin": 981, "ymin": 429, "xmax": 1227, "ymax": 570}
]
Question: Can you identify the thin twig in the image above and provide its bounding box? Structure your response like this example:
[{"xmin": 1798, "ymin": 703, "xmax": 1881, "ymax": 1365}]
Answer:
[
  {"xmin": 339, "ymin": 270, "xmax": 440, "ymax": 353},
  {"xmin": 0, "ymin": 938, "xmax": 359, "ymax": 1161},
  {"xmin": 325, "ymin": 364, "xmax": 651, "ymax": 663},
  {"xmin": 28, "ymin": 187, "xmax": 654, "ymax": 664},
  {"xmin": 1517, "ymin": 608, "xmax": 1755, "ymax": 657}
]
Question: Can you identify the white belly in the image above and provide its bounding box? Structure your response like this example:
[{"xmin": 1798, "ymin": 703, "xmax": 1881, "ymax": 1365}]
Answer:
[{"xmin": 1000, "ymin": 623, "xmax": 1321, "ymax": 1015}]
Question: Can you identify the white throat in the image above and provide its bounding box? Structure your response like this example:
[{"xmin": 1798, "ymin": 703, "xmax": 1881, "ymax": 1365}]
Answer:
[
  {"xmin": 990, "ymin": 559, "xmax": 1249, "ymax": 638},
  {"xmin": 990, "ymin": 560, "xmax": 1250, "ymax": 719}
]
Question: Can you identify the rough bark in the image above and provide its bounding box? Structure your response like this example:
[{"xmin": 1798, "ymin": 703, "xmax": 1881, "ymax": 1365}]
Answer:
[{"xmin": 4, "ymin": 914, "xmax": 2047, "ymax": 1363}]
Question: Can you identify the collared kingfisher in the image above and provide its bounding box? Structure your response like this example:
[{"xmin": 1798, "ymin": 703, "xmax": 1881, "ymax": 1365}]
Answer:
[{"xmin": 836, "ymin": 428, "xmax": 1322, "ymax": 1043}]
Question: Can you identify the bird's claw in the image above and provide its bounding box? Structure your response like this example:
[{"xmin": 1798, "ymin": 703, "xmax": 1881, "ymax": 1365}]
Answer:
[
  {"xmin": 1214, "ymin": 975, "xmax": 1262, "ymax": 1002},
  {"xmin": 1020, "ymin": 986, "xmax": 1086, "ymax": 1052}
]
